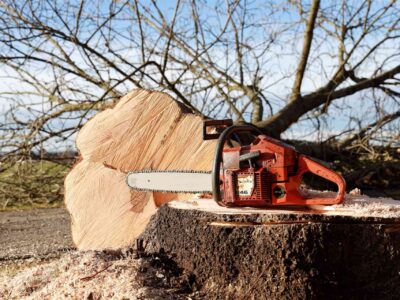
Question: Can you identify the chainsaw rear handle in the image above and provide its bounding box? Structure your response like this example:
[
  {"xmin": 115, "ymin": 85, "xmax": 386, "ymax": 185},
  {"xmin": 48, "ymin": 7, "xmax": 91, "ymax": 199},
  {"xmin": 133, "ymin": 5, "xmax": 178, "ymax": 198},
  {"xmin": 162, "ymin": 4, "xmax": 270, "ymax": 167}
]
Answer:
[
  {"xmin": 292, "ymin": 155, "xmax": 346, "ymax": 205},
  {"xmin": 212, "ymin": 124, "xmax": 263, "ymax": 205}
]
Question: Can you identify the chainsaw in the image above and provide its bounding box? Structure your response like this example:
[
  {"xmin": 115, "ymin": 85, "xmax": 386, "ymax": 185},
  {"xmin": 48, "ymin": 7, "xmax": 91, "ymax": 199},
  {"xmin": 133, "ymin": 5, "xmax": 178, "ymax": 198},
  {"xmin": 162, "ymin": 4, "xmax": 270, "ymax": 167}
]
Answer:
[{"xmin": 126, "ymin": 119, "xmax": 346, "ymax": 207}]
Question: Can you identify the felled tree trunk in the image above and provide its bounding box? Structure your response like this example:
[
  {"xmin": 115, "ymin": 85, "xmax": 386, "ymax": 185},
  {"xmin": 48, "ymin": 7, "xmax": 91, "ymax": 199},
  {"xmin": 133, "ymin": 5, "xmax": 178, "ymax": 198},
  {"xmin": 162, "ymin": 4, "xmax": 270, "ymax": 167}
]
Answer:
[
  {"xmin": 64, "ymin": 89, "xmax": 216, "ymax": 250},
  {"xmin": 141, "ymin": 198, "xmax": 400, "ymax": 299}
]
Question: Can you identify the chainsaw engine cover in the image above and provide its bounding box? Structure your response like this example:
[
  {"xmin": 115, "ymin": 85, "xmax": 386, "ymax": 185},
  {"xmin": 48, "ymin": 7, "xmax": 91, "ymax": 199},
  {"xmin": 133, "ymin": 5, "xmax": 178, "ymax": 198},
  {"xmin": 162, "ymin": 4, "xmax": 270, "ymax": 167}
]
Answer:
[{"xmin": 219, "ymin": 135, "xmax": 345, "ymax": 206}]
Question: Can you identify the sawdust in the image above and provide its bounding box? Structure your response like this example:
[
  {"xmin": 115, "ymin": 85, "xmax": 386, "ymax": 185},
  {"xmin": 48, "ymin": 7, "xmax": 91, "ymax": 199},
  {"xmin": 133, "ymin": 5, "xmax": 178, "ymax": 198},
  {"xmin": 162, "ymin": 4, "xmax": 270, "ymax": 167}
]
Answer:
[
  {"xmin": 304, "ymin": 188, "xmax": 400, "ymax": 218},
  {"xmin": 193, "ymin": 189, "xmax": 400, "ymax": 219},
  {"xmin": 1, "ymin": 251, "xmax": 138, "ymax": 299},
  {"xmin": 336, "ymin": 193, "xmax": 400, "ymax": 218},
  {"xmin": 0, "ymin": 250, "xmax": 192, "ymax": 300}
]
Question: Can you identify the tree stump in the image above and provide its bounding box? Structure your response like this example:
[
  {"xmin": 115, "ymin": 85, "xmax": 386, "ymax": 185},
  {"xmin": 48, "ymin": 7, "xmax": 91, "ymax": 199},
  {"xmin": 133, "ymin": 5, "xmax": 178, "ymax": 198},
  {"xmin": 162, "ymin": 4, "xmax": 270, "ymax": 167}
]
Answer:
[{"xmin": 141, "ymin": 197, "xmax": 400, "ymax": 299}]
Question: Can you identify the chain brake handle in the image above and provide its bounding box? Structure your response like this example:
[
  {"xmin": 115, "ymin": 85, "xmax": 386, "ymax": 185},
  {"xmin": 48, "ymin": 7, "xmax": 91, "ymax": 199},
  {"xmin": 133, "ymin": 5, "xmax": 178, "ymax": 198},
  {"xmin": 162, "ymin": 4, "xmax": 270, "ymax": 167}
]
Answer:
[{"xmin": 203, "ymin": 119, "xmax": 233, "ymax": 140}]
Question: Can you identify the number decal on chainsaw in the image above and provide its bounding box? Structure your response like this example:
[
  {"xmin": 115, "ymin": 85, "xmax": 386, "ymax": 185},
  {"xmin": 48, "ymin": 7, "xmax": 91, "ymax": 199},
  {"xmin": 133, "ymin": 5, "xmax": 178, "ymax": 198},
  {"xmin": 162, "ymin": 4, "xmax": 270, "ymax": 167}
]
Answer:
[{"xmin": 236, "ymin": 174, "xmax": 255, "ymax": 197}]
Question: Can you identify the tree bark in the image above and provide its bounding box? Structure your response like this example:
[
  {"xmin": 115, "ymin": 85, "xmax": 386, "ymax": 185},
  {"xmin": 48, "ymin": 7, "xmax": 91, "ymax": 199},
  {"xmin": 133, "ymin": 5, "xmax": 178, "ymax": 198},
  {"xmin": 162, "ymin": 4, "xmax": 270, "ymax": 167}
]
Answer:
[{"xmin": 141, "ymin": 199, "xmax": 400, "ymax": 299}]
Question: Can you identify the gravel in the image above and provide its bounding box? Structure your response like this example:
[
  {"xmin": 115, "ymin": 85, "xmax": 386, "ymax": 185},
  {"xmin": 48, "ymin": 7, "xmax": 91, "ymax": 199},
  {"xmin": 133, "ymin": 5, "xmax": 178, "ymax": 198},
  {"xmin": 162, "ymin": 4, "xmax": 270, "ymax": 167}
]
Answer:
[{"xmin": 0, "ymin": 208, "xmax": 73, "ymax": 262}]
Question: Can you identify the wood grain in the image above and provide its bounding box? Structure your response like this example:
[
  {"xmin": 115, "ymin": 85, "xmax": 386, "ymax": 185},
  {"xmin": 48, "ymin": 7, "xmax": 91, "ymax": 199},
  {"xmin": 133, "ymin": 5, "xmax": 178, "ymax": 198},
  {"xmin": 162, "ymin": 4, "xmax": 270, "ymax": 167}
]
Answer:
[{"xmin": 65, "ymin": 89, "xmax": 216, "ymax": 250}]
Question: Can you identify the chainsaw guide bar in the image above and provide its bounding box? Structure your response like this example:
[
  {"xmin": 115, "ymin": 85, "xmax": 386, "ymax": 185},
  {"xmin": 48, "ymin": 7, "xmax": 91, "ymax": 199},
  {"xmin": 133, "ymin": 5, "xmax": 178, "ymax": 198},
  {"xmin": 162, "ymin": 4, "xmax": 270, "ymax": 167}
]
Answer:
[{"xmin": 126, "ymin": 169, "xmax": 212, "ymax": 194}]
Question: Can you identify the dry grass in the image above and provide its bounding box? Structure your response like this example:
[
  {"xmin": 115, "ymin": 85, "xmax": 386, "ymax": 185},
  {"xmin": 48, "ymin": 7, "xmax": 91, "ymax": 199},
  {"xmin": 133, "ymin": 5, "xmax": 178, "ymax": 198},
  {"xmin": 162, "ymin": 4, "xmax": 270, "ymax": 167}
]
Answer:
[{"xmin": 0, "ymin": 160, "xmax": 68, "ymax": 210}]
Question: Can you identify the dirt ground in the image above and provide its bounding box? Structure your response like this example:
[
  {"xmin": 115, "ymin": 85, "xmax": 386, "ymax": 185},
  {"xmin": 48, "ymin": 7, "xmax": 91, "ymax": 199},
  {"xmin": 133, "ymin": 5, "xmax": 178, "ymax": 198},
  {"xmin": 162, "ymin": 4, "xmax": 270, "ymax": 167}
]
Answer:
[
  {"xmin": 0, "ymin": 208, "xmax": 195, "ymax": 299},
  {"xmin": 2, "ymin": 196, "xmax": 400, "ymax": 299},
  {"xmin": 0, "ymin": 208, "xmax": 73, "ymax": 261}
]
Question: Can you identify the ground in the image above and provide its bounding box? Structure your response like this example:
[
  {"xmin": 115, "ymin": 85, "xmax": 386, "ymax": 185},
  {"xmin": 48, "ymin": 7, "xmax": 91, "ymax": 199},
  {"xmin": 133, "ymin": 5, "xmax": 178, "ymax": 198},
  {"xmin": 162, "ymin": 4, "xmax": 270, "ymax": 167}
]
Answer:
[
  {"xmin": 0, "ymin": 207, "xmax": 196, "ymax": 299},
  {"xmin": 0, "ymin": 208, "xmax": 73, "ymax": 276},
  {"xmin": 2, "ymin": 196, "xmax": 400, "ymax": 299}
]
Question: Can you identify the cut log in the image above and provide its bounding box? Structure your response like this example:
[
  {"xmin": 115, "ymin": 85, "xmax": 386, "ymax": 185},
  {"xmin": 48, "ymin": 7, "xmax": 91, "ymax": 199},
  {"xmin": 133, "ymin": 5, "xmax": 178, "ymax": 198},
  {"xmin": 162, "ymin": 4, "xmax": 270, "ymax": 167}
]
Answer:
[
  {"xmin": 141, "ymin": 196, "xmax": 400, "ymax": 299},
  {"xmin": 64, "ymin": 89, "xmax": 216, "ymax": 250}
]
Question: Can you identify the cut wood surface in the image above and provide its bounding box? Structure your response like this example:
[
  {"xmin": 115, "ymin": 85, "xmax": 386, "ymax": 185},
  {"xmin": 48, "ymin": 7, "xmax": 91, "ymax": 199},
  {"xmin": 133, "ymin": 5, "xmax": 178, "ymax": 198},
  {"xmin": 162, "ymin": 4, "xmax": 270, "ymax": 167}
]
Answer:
[
  {"xmin": 171, "ymin": 192, "xmax": 400, "ymax": 219},
  {"xmin": 65, "ymin": 89, "xmax": 216, "ymax": 250},
  {"xmin": 141, "ymin": 196, "xmax": 400, "ymax": 299}
]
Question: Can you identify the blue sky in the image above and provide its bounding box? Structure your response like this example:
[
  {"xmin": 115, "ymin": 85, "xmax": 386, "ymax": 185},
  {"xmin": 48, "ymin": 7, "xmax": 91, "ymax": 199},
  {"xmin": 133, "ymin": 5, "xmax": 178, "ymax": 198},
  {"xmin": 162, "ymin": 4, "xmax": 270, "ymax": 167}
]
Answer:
[{"xmin": 0, "ymin": 0, "xmax": 399, "ymax": 150}]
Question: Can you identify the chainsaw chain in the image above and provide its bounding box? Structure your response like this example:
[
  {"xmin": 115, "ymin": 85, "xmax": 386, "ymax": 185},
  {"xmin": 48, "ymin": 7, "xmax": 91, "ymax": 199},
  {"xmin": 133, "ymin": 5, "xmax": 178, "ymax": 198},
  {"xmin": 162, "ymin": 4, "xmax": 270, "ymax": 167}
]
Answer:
[{"xmin": 126, "ymin": 169, "xmax": 212, "ymax": 194}]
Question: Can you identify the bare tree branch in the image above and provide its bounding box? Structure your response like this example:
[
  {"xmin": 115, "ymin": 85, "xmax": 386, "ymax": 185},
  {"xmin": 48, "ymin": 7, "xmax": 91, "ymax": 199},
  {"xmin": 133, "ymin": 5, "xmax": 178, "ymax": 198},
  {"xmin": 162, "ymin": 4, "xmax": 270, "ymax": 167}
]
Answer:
[{"xmin": 290, "ymin": 0, "xmax": 320, "ymax": 102}]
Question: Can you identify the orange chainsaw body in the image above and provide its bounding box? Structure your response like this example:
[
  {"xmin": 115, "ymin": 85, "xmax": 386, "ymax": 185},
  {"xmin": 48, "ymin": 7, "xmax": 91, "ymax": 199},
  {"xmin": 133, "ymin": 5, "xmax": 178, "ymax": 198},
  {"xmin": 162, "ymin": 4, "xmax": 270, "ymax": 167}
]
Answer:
[
  {"xmin": 220, "ymin": 135, "xmax": 345, "ymax": 206},
  {"xmin": 205, "ymin": 121, "xmax": 346, "ymax": 207}
]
